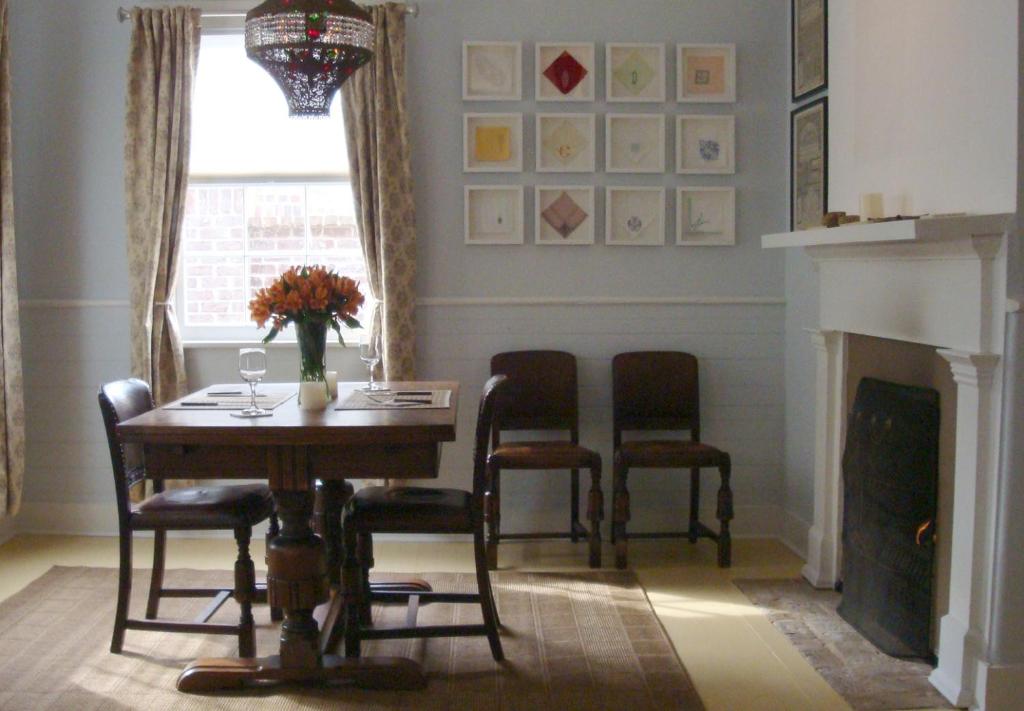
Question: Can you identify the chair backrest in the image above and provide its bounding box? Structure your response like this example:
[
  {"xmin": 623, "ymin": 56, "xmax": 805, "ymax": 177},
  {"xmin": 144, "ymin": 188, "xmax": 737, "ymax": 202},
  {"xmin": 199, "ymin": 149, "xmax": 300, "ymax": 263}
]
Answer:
[
  {"xmin": 472, "ymin": 375, "xmax": 509, "ymax": 501},
  {"xmin": 98, "ymin": 378, "xmax": 154, "ymax": 524},
  {"xmin": 489, "ymin": 350, "xmax": 579, "ymax": 443},
  {"xmin": 612, "ymin": 351, "xmax": 701, "ymax": 447}
]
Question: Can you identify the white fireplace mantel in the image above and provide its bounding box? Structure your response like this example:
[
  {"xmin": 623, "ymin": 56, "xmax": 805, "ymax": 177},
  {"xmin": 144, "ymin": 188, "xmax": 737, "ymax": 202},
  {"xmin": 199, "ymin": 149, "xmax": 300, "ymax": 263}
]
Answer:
[{"xmin": 764, "ymin": 213, "xmax": 1014, "ymax": 711}]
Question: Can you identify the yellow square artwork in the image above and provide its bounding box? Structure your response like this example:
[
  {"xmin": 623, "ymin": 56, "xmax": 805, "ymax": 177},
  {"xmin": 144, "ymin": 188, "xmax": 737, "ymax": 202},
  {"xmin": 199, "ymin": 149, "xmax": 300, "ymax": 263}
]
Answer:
[
  {"xmin": 685, "ymin": 55, "xmax": 726, "ymax": 95},
  {"xmin": 474, "ymin": 126, "xmax": 512, "ymax": 162}
]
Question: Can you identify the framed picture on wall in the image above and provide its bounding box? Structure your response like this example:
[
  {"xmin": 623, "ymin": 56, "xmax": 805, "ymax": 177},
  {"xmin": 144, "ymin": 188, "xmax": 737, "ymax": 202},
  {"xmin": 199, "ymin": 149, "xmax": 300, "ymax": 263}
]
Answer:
[
  {"xmin": 463, "ymin": 41, "xmax": 522, "ymax": 101},
  {"xmin": 606, "ymin": 114, "xmax": 665, "ymax": 173},
  {"xmin": 536, "ymin": 43, "xmax": 595, "ymax": 101},
  {"xmin": 464, "ymin": 186, "xmax": 524, "ymax": 245},
  {"xmin": 677, "ymin": 44, "xmax": 736, "ymax": 103},
  {"xmin": 536, "ymin": 113, "xmax": 596, "ymax": 172},
  {"xmin": 463, "ymin": 113, "xmax": 523, "ymax": 172},
  {"xmin": 677, "ymin": 187, "xmax": 735, "ymax": 245},
  {"xmin": 790, "ymin": 96, "xmax": 828, "ymax": 231},
  {"xmin": 676, "ymin": 115, "xmax": 735, "ymax": 174},
  {"xmin": 792, "ymin": 0, "xmax": 828, "ymax": 101},
  {"xmin": 535, "ymin": 186, "xmax": 595, "ymax": 245},
  {"xmin": 606, "ymin": 187, "xmax": 665, "ymax": 246},
  {"xmin": 606, "ymin": 43, "xmax": 666, "ymax": 103}
]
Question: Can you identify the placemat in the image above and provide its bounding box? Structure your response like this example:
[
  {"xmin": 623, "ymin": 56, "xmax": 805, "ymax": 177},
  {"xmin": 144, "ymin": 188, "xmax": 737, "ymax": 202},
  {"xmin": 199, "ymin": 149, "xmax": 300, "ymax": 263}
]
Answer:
[{"xmin": 337, "ymin": 388, "xmax": 452, "ymax": 410}]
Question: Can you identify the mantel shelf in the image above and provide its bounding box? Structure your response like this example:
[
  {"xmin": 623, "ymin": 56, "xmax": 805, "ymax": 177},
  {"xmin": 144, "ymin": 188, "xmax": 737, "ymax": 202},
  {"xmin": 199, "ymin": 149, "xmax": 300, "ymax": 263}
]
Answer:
[{"xmin": 761, "ymin": 213, "xmax": 1011, "ymax": 249}]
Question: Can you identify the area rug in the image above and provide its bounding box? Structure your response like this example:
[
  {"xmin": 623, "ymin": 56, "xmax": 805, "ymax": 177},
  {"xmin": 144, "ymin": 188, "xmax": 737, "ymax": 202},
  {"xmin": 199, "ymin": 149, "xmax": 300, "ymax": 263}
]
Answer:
[
  {"xmin": 734, "ymin": 579, "xmax": 954, "ymax": 710},
  {"xmin": 0, "ymin": 567, "xmax": 703, "ymax": 710}
]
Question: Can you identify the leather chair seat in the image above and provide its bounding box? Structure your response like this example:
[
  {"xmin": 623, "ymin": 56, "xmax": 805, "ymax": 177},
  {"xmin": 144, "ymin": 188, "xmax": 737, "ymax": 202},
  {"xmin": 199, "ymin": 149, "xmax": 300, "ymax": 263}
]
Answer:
[
  {"xmin": 489, "ymin": 441, "xmax": 600, "ymax": 470},
  {"xmin": 133, "ymin": 484, "xmax": 274, "ymax": 529},
  {"xmin": 616, "ymin": 440, "xmax": 728, "ymax": 469},
  {"xmin": 345, "ymin": 486, "xmax": 473, "ymax": 534}
]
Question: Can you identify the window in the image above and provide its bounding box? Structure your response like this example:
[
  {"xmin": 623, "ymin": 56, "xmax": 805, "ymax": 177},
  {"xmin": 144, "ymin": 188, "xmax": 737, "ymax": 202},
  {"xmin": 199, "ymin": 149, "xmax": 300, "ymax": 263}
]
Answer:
[{"xmin": 180, "ymin": 33, "xmax": 367, "ymax": 342}]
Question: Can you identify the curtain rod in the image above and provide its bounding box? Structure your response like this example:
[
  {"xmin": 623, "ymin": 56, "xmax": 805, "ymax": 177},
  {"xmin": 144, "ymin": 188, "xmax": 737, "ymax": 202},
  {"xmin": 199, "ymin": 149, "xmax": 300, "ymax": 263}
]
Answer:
[{"xmin": 117, "ymin": 4, "xmax": 419, "ymax": 22}]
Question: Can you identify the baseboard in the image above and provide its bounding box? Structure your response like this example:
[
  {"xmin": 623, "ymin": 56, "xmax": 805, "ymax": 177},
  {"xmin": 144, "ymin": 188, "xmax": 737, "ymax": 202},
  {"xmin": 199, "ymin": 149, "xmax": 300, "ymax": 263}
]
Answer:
[
  {"xmin": 779, "ymin": 508, "xmax": 810, "ymax": 560},
  {"xmin": 0, "ymin": 514, "xmax": 17, "ymax": 546}
]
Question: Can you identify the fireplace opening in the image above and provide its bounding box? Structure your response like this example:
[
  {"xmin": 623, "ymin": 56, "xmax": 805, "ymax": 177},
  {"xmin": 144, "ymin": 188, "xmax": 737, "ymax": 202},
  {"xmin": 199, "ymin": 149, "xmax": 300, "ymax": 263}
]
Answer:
[{"xmin": 837, "ymin": 377, "xmax": 940, "ymax": 662}]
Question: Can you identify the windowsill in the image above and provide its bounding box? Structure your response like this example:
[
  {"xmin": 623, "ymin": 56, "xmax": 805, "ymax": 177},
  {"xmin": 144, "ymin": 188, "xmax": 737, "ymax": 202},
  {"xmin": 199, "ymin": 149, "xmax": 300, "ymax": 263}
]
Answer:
[{"xmin": 183, "ymin": 340, "xmax": 359, "ymax": 349}]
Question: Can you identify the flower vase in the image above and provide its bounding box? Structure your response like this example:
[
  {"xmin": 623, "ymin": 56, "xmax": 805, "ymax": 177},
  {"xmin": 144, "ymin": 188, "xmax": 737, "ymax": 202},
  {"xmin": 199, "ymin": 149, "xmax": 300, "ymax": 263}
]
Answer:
[{"xmin": 296, "ymin": 319, "xmax": 330, "ymax": 411}]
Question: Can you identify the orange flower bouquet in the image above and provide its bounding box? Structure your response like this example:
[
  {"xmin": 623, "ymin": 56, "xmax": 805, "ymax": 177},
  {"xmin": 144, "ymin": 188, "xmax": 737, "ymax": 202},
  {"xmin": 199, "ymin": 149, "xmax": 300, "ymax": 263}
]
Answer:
[{"xmin": 248, "ymin": 265, "xmax": 365, "ymax": 390}]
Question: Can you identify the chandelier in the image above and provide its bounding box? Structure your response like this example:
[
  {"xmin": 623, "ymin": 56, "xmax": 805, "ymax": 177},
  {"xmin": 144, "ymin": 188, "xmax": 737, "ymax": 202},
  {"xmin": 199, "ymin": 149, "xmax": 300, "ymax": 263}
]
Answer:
[{"xmin": 245, "ymin": 0, "xmax": 375, "ymax": 117}]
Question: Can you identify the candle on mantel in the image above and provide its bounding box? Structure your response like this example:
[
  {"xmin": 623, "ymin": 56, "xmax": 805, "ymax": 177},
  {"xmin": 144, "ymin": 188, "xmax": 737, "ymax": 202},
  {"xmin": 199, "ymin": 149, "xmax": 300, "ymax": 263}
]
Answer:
[{"xmin": 860, "ymin": 193, "xmax": 884, "ymax": 220}]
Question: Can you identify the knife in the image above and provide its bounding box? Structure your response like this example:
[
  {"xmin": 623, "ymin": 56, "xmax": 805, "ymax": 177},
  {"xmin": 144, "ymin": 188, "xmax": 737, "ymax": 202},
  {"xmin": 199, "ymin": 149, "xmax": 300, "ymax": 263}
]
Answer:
[{"xmin": 181, "ymin": 401, "xmax": 220, "ymax": 407}]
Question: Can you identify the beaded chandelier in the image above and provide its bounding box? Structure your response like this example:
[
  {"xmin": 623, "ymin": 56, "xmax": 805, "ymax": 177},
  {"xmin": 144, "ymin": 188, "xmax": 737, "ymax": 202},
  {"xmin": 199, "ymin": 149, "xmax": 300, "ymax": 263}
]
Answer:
[{"xmin": 245, "ymin": 0, "xmax": 375, "ymax": 117}]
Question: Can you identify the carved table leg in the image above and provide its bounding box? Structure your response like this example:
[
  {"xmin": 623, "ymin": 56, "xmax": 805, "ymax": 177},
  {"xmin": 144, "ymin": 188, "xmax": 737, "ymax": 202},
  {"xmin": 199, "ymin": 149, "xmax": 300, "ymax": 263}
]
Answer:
[
  {"xmin": 587, "ymin": 461, "xmax": 603, "ymax": 569},
  {"xmin": 716, "ymin": 456, "xmax": 733, "ymax": 568},
  {"xmin": 613, "ymin": 457, "xmax": 630, "ymax": 570}
]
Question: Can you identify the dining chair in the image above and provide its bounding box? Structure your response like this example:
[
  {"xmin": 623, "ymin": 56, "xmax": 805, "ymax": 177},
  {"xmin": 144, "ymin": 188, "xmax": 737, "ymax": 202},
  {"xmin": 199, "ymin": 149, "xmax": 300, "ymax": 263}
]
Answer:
[
  {"xmin": 339, "ymin": 375, "xmax": 509, "ymax": 662},
  {"xmin": 98, "ymin": 378, "xmax": 280, "ymax": 657},
  {"xmin": 611, "ymin": 351, "xmax": 733, "ymax": 569},
  {"xmin": 486, "ymin": 350, "xmax": 603, "ymax": 568}
]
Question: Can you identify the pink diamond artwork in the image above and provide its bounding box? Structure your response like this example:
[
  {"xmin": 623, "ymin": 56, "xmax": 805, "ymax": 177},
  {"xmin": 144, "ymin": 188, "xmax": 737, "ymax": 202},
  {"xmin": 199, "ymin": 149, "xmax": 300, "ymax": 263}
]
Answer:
[
  {"xmin": 543, "ymin": 51, "xmax": 588, "ymax": 95},
  {"xmin": 541, "ymin": 192, "xmax": 588, "ymax": 239}
]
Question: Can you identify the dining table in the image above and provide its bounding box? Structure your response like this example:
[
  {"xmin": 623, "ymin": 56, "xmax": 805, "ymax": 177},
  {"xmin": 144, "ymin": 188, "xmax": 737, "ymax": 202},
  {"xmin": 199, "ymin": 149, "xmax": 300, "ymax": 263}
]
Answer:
[{"xmin": 116, "ymin": 380, "xmax": 459, "ymax": 693}]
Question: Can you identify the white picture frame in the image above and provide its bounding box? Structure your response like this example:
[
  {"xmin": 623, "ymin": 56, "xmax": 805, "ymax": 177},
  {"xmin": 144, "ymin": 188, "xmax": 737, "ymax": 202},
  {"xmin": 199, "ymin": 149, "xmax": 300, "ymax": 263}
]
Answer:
[
  {"xmin": 606, "ymin": 187, "xmax": 665, "ymax": 246},
  {"xmin": 677, "ymin": 187, "xmax": 735, "ymax": 246},
  {"xmin": 465, "ymin": 186, "xmax": 524, "ymax": 245},
  {"xmin": 677, "ymin": 44, "xmax": 736, "ymax": 103},
  {"xmin": 676, "ymin": 114, "xmax": 735, "ymax": 174},
  {"xmin": 536, "ymin": 113, "xmax": 596, "ymax": 173},
  {"xmin": 606, "ymin": 43, "xmax": 666, "ymax": 103},
  {"xmin": 606, "ymin": 114, "xmax": 665, "ymax": 173},
  {"xmin": 535, "ymin": 186, "xmax": 595, "ymax": 246},
  {"xmin": 463, "ymin": 113, "xmax": 523, "ymax": 173},
  {"xmin": 463, "ymin": 41, "xmax": 522, "ymax": 101},
  {"xmin": 535, "ymin": 42, "xmax": 595, "ymax": 102}
]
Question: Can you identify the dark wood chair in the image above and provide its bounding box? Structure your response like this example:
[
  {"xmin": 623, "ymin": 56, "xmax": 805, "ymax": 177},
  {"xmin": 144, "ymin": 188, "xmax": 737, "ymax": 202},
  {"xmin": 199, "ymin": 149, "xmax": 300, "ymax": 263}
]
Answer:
[
  {"xmin": 340, "ymin": 375, "xmax": 509, "ymax": 662},
  {"xmin": 610, "ymin": 351, "xmax": 733, "ymax": 569},
  {"xmin": 486, "ymin": 350, "xmax": 603, "ymax": 568},
  {"xmin": 98, "ymin": 378, "xmax": 280, "ymax": 657}
]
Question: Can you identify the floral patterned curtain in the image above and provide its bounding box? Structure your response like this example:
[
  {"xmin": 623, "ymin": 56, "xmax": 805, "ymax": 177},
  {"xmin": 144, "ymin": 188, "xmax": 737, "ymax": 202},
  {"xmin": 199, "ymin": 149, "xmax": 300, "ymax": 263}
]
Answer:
[
  {"xmin": 0, "ymin": 0, "xmax": 25, "ymax": 521},
  {"xmin": 342, "ymin": 3, "xmax": 417, "ymax": 380},
  {"xmin": 123, "ymin": 7, "xmax": 200, "ymax": 405}
]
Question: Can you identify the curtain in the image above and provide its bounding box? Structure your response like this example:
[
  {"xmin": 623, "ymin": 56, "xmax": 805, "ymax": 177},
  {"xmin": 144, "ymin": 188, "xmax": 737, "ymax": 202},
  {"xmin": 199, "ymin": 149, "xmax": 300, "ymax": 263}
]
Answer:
[
  {"xmin": 342, "ymin": 3, "xmax": 417, "ymax": 380},
  {"xmin": 0, "ymin": 0, "xmax": 24, "ymax": 521},
  {"xmin": 123, "ymin": 7, "xmax": 200, "ymax": 406}
]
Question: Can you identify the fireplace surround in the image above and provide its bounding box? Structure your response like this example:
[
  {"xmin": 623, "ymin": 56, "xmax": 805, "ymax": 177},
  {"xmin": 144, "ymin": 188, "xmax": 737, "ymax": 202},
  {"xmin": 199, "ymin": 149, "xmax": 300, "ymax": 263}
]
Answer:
[{"xmin": 764, "ymin": 213, "xmax": 1014, "ymax": 710}]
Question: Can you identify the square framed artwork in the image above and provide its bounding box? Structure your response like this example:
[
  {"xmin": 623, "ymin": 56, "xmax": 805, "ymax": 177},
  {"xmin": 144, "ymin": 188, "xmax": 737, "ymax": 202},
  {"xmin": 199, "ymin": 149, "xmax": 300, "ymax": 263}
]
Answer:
[
  {"xmin": 790, "ymin": 96, "xmax": 828, "ymax": 230},
  {"xmin": 535, "ymin": 186, "xmax": 595, "ymax": 246},
  {"xmin": 536, "ymin": 113, "xmax": 596, "ymax": 173},
  {"xmin": 677, "ymin": 44, "xmax": 736, "ymax": 103},
  {"xmin": 677, "ymin": 187, "xmax": 735, "ymax": 246},
  {"xmin": 676, "ymin": 115, "xmax": 735, "ymax": 174},
  {"xmin": 792, "ymin": 0, "xmax": 827, "ymax": 101},
  {"xmin": 606, "ymin": 187, "xmax": 665, "ymax": 246},
  {"xmin": 464, "ymin": 113, "xmax": 523, "ymax": 172},
  {"xmin": 463, "ymin": 41, "xmax": 522, "ymax": 101},
  {"xmin": 536, "ymin": 43, "xmax": 595, "ymax": 101},
  {"xmin": 606, "ymin": 114, "xmax": 665, "ymax": 173},
  {"xmin": 606, "ymin": 43, "xmax": 666, "ymax": 103},
  {"xmin": 464, "ymin": 186, "xmax": 524, "ymax": 245}
]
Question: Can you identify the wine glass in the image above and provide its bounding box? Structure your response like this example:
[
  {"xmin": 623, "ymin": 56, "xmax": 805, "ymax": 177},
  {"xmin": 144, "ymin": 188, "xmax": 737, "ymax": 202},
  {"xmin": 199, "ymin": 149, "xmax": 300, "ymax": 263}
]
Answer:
[
  {"xmin": 232, "ymin": 347, "xmax": 271, "ymax": 418},
  {"xmin": 359, "ymin": 330, "xmax": 383, "ymax": 391}
]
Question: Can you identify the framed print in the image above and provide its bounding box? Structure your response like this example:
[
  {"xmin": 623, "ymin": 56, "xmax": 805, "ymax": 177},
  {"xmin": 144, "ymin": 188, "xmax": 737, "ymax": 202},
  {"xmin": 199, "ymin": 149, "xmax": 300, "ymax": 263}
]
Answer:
[
  {"xmin": 790, "ymin": 96, "xmax": 828, "ymax": 230},
  {"xmin": 536, "ymin": 113, "xmax": 596, "ymax": 173},
  {"xmin": 792, "ymin": 0, "xmax": 827, "ymax": 101},
  {"xmin": 676, "ymin": 115, "xmax": 735, "ymax": 174},
  {"xmin": 536, "ymin": 43, "xmax": 595, "ymax": 101},
  {"xmin": 606, "ymin": 114, "xmax": 665, "ymax": 173},
  {"xmin": 464, "ymin": 113, "xmax": 523, "ymax": 172},
  {"xmin": 464, "ymin": 186, "xmax": 524, "ymax": 245},
  {"xmin": 677, "ymin": 187, "xmax": 735, "ymax": 246},
  {"xmin": 535, "ymin": 186, "xmax": 595, "ymax": 246},
  {"xmin": 606, "ymin": 43, "xmax": 666, "ymax": 103},
  {"xmin": 463, "ymin": 41, "xmax": 522, "ymax": 101},
  {"xmin": 606, "ymin": 187, "xmax": 665, "ymax": 246},
  {"xmin": 677, "ymin": 44, "xmax": 736, "ymax": 103}
]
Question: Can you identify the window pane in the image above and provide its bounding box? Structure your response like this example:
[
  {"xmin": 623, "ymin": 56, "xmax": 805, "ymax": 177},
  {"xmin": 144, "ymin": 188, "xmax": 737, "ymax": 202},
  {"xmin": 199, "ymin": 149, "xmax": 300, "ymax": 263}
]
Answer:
[
  {"xmin": 183, "ymin": 255, "xmax": 246, "ymax": 325},
  {"xmin": 182, "ymin": 186, "xmax": 244, "ymax": 253},
  {"xmin": 248, "ymin": 255, "xmax": 307, "ymax": 293},
  {"xmin": 245, "ymin": 186, "xmax": 307, "ymax": 254},
  {"xmin": 307, "ymin": 184, "xmax": 359, "ymax": 254},
  {"xmin": 190, "ymin": 33, "xmax": 348, "ymax": 177}
]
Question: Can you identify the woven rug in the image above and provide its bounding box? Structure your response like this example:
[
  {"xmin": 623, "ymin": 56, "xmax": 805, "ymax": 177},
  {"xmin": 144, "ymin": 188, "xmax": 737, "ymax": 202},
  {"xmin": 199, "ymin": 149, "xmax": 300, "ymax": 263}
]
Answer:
[
  {"xmin": 0, "ymin": 567, "xmax": 703, "ymax": 710},
  {"xmin": 734, "ymin": 579, "xmax": 954, "ymax": 710}
]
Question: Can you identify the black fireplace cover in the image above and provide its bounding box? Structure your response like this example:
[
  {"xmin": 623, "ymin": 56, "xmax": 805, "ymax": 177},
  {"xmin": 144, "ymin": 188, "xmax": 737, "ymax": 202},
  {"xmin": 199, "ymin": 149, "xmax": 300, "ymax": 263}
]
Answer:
[{"xmin": 837, "ymin": 377, "xmax": 940, "ymax": 660}]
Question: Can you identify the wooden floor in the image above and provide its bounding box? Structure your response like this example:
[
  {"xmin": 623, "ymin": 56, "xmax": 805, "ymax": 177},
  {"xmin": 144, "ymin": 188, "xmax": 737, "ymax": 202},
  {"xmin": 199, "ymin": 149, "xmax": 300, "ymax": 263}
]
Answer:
[{"xmin": 0, "ymin": 534, "xmax": 946, "ymax": 711}]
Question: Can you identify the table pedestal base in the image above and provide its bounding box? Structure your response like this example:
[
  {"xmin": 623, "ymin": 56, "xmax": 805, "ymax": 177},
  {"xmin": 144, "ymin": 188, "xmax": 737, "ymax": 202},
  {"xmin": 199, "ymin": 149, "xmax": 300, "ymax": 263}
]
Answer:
[{"xmin": 176, "ymin": 654, "xmax": 426, "ymax": 692}]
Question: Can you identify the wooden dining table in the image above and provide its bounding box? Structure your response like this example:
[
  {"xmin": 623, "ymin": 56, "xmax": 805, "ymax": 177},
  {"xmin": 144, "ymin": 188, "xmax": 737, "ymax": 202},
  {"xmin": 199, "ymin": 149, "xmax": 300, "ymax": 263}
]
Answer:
[{"xmin": 116, "ymin": 380, "xmax": 459, "ymax": 693}]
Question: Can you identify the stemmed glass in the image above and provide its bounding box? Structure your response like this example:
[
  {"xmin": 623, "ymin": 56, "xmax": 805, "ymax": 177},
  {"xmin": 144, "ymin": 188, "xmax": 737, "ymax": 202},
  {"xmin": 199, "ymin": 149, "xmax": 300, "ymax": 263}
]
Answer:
[
  {"xmin": 231, "ymin": 347, "xmax": 271, "ymax": 418},
  {"xmin": 359, "ymin": 330, "xmax": 384, "ymax": 392}
]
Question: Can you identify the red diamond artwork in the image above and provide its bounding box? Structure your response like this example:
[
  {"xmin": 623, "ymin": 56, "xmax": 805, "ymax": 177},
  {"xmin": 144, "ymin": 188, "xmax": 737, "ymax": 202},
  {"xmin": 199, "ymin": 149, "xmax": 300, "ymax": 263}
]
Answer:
[{"xmin": 543, "ymin": 51, "xmax": 587, "ymax": 95}]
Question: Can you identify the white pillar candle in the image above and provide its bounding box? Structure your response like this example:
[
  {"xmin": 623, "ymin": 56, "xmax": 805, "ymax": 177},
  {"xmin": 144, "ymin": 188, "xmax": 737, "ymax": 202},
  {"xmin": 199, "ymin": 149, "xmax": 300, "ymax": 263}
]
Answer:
[
  {"xmin": 298, "ymin": 381, "xmax": 329, "ymax": 411},
  {"xmin": 325, "ymin": 371, "xmax": 339, "ymax": 400},
  {"xmin": 860, "ymin": 193, "xmax": 884, "ymax": 220}
]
